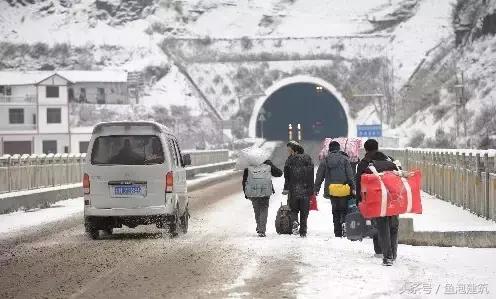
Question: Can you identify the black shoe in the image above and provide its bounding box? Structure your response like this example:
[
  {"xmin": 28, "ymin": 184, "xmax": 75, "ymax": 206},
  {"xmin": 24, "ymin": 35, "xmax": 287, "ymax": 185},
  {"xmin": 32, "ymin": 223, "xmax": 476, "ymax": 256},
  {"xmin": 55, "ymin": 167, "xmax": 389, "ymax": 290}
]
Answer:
[
  {"xmin": 300, "ymin": 232, "xmax": 307, "ymax": 238},
  {"xmin": 258, "ymin": 232, "xmax": 266, "ymax": 237},
  {"xmin": 382, "ymin": 258, "xmax": 394, "ymax": 266}
]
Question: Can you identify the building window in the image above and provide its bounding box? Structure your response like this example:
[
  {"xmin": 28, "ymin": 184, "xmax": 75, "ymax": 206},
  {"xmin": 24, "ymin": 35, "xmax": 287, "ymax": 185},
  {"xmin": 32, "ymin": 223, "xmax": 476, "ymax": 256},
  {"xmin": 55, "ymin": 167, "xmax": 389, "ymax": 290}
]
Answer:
[
  {"xmin": 0, "ymin": 86, "xmax": 4, "ymax": 95},
  {"xmin": 46, "ymin": 86, "xmax": 59, "ymax": 98},
  {"xmin": 9, "ymin": 108, "xmax": 24, "ymax": 124},
  {"xmin": 79, "ymin": 141, "xmax": 89, "ymax": 154},
  {"xmin": 5, "ymin": 86, "xmax": 12, "ymax": 96},
  {"xmin": 47, "ymin": 108, "xmax": 62, "ymax": 124},
  {"xmin": 32, "ymin": 114, "xmax": 37, "ymax": 125},
  {"xmin": 97, "ymin": 88, "xmax": 106, "ymax": 104},
  {"xmin": 42, "ymin": 140, "xmax": 57, "ymax": 154},
  {"xmin": 3, "ymin": 141, "xmax": 32, "ymax": 155}
]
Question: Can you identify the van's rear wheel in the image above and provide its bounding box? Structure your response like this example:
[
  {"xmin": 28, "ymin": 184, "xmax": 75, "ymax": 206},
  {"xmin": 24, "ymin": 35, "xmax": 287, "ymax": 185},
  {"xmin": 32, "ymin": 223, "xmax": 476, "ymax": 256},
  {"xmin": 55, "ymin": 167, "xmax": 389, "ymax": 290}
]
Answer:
[
  {"xmin": 85, "ymin": 219, "xmax": 99, "ymax": 240},
  {"xmin": 180, "ymin": 208, "xmax": 189, "ymax": 234},
  {"xmin": 167, "ymin": 214, "xmax": 179, "ymax": 238},
  {"xmin": 169, "ymin": 223, "xmax": 179, "ymax": 238}
]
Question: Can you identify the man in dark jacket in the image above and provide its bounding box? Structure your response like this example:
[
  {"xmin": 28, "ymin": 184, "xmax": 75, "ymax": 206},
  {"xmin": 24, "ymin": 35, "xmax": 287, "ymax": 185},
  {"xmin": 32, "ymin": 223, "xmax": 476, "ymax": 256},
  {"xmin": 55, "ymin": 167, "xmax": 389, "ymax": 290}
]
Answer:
[
  {"xmin": 314, "ymin": 141, "xmax": 356, "ymax": 237},
  {"xmin": 355, "ymin": 139, "xmax": 399, "ymax": 266},
  {"xmin": 283, "ymin": 141, "xmax": 314, "ymax": 237},
  {"xmin": 243, "ymin": 160, "xmax": 283, "ymax": 237}
]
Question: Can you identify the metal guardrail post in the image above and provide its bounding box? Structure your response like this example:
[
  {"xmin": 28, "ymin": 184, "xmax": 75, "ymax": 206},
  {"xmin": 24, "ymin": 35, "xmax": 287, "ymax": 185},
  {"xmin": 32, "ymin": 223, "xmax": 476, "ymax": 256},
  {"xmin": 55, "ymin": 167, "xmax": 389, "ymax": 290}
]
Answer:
[
  {"xmin": 7, "ymin": 156, "xmax": 12, "ymax": 192},
  {"xmin": 475, "ymin": 153, "xmax": 482, "ymax": 216},
  {"xmin": 484, "ymin": 153, "xmax": 490, "ymax": 219},
  {"xmin": 0, "ymin": 149, "xmax": 227, "ymax": 194}
]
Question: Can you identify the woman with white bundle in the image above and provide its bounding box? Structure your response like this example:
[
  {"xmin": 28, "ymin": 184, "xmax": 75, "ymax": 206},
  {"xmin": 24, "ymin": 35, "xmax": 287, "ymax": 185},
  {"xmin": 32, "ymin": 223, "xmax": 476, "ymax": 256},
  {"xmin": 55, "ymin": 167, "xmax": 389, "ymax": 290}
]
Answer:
[{"xmin": 238, "ymin": 147, "xmax": 283, "ymax": 237}]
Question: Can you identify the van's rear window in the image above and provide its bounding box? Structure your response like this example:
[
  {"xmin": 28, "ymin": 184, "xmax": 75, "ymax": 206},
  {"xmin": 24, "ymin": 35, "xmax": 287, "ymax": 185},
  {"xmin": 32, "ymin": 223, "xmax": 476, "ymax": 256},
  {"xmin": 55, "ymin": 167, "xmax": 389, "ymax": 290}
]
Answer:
[{"xmin": 91, "ymin": 135, "xmax": 165, "ymax": 165}]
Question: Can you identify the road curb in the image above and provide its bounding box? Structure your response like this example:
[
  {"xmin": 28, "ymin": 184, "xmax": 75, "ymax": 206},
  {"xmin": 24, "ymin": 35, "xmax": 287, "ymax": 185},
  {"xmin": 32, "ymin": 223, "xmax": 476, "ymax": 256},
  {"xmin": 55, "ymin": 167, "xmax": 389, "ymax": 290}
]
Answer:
[{"xmin": 399, "ymin": 217, "xmax": 496, "ymax": 248}]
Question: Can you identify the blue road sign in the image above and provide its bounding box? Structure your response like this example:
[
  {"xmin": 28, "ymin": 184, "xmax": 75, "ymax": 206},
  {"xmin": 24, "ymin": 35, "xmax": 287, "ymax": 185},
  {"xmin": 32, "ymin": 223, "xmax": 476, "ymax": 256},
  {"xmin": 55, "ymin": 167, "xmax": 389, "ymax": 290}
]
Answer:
[{"xmin": 357, "ymin": 124, "xmax": 382, "ymax": 138}]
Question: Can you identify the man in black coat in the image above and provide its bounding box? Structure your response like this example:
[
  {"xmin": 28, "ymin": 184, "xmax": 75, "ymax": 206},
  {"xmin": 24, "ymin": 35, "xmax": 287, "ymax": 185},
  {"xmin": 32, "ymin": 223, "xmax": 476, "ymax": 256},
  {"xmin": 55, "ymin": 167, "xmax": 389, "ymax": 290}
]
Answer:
[
  {"xmin": 355, "ymin": 139, "xmax": 399, "ymax": 266},
  {"xmin": 283, "ymin": 141, "xmax": 314, "ymax": 238}
]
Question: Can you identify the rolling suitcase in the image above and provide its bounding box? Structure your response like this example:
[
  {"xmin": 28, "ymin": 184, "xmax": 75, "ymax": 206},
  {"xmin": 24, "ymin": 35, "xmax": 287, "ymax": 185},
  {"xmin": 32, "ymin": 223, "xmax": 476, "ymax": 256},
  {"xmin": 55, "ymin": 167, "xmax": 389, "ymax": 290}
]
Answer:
[
  {"xmin": 275, "ymin": 204, "xmax": 294, "ymax": 234},
  {"xmin": 344, "ymin": 199, "xmax": 377, "ymax": 241},
  {"xmin": 344, "ymin": 209, "xmax": 366, "ymax": 241}
]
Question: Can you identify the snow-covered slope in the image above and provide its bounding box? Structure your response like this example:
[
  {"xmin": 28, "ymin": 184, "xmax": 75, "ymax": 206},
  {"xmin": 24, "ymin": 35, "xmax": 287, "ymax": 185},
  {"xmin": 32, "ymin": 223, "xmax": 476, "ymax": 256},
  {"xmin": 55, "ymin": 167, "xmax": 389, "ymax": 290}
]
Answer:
[
  {"xmin": 389, "ymin": 0, "xmax": 496, "ymax": 148},
  {"xmin": 0, "ymin": 0, "xmax": 463, "ymax": 146}
]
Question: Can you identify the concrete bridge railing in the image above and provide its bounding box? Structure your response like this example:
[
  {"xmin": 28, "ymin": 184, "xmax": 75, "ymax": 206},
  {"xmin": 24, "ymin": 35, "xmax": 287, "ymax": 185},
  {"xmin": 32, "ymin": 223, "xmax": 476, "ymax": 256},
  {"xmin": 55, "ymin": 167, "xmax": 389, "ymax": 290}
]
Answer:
[
  {"xmin": 382, "ymin": 148, "xmax": 496, "ymax": 222},
  {"xmin": 0, "ymin": 150, "xmax": 232, "ymax": 194}
]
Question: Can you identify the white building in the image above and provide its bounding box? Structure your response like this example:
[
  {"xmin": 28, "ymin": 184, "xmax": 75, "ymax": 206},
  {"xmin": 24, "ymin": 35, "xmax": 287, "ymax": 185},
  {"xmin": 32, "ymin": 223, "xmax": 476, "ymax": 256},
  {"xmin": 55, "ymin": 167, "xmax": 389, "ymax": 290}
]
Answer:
[{"xmin": 0, "ymin": 70, "xmax": 131, "ymax": 155}]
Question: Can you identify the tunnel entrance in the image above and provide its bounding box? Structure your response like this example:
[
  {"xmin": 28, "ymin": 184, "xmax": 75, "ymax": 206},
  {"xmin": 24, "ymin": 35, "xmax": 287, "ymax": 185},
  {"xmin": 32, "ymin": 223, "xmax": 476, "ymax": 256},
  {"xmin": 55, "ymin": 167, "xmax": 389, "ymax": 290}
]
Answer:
[{"xmin": 255, "ymin": 82, "xmax": 348, "ymax": 141}]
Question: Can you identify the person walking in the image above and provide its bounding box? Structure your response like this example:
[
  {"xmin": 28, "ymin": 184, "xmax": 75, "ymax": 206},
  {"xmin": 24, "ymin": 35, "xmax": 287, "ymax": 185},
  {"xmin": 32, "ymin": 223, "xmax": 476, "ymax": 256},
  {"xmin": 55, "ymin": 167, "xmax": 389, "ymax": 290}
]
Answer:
[
  {"xmin": 355, "ymin": 139, "xmax": 399, "ymax": 266},
  {"xmin": 282, "ymin": 141, "xmax": 314, "ymax": 238},
  {"xmin": 314, "ymin": 141, "xmax": 356, "ymax": 238},
  {"xmin": 243, "ymin": 159, "xmax": 283, "ymax": 237}
]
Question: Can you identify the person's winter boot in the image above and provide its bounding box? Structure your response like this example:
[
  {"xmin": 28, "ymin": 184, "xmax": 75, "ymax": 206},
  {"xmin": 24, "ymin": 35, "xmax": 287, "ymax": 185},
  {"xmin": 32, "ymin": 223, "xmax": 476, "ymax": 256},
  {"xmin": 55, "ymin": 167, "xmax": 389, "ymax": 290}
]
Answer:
[
  {"xmin": 258, "ymin": 232, "xmax": 266, "ymax": 238},
  {"xmin": 374, "ymin": 253, "xmax": 383, "ymax": 259},
  {"xmin": 292, "ymin": 221, "xmax": 299, "ymax": 235},
  {"xmin": 382, "ymin": 258, "xmax": 394, "ymax": 266},
  {"xmin": 300, "ymin": 232, "xmax": 307, "ymax": 238}
]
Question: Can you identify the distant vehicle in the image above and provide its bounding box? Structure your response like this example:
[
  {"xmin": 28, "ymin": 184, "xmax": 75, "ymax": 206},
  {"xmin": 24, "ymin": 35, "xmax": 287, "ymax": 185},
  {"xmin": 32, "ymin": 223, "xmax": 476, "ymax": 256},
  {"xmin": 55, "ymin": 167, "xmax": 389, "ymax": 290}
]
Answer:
[{"xmin": 83, "ymin": 121, "xmax": 191, "ymax": 239}]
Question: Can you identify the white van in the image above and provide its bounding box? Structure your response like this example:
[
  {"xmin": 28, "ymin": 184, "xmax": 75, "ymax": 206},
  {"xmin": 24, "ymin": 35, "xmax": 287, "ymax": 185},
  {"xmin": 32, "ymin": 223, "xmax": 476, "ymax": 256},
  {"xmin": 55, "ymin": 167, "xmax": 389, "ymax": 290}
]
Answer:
[{"xmin": 83, "ymin": 121, "xmax": 191, "ymax": 239}]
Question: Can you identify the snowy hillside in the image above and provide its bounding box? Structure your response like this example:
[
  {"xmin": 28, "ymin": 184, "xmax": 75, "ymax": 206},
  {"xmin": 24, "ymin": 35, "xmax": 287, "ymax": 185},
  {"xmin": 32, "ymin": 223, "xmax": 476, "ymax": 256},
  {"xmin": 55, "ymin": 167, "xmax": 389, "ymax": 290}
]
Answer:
[
  {"xmin": 390, "ymin": 0, "xmax": 496, "ymax": 149},
  {"xmin": 0, "ymin": 0, "xmax": 463, "ymax": 146}
]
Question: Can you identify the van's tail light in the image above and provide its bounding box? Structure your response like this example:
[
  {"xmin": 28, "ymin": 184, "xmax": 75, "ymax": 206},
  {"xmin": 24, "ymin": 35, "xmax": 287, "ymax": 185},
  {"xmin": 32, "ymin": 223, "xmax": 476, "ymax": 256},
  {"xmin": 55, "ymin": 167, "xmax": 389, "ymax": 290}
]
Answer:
[
  {"xmin": 165, "ymin": 171, "xmax": 174, "ymax": 193},
  {"xmin": 83, "ymin": 173, "xmax": 90, "ymax": 195}
]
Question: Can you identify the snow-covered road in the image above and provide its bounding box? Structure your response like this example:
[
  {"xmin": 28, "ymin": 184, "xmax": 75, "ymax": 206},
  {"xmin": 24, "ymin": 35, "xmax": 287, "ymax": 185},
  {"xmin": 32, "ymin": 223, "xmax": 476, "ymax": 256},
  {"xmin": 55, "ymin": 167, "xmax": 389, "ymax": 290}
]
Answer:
[{"xmin": 1, "ymin": 175, "xmax": 495, "ymax": 298}]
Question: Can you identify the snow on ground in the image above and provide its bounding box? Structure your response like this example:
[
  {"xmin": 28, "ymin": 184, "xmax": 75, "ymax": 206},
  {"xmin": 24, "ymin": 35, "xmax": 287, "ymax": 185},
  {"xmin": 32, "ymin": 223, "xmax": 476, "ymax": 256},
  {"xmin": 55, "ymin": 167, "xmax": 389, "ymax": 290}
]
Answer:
[
  {"xmin": 198, "ymin": 176, "xmax": 496, "ymax": 298},
  {"xmin": 0, "ymin": 197, "xmax": 82, "ymax": 234},
  {"xmin": 272, "ymin": 0, "xmax": 391, "ymax": 37},
  {"xmin": 403, "ymin": 192, "xmax": 496, "ymax": 232},
  {"xmin": 140, "ymin": 65, "xmax": 203, "ymax": 115},
  {"xmin": 1, "ymin": 171, "xmax": 496, "ymax": 296},
  {"xmin": 0, "ymin": 170, "xmax": 236, "ymax": 235}
]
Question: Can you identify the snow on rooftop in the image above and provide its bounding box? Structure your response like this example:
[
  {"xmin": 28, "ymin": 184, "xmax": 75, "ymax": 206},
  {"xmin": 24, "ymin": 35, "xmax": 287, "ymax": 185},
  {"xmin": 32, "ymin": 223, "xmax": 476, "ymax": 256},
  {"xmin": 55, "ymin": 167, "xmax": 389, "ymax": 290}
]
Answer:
[
  {"xmin": 0, "ymin": 70, "xmax": 128, "ymax": 85},
  {"xmin": 58, "ymin": 70, "xmax": 128, "ymax": 83},
  {"xmin": 0, "ymin": 71, "xmax": 52, "ymax": 85}
]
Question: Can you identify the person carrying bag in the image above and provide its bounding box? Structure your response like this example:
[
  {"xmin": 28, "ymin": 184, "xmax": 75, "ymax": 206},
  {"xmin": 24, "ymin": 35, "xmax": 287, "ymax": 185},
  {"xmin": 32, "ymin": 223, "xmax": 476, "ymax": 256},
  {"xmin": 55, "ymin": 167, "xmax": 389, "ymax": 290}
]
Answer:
[{"xmin": 314, "ymin": 141, "xmax": 355, "ymax": 237}]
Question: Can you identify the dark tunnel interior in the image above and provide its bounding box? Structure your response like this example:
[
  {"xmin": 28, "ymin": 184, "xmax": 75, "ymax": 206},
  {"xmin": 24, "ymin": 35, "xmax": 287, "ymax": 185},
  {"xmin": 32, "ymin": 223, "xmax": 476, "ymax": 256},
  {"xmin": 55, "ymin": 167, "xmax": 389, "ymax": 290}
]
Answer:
[{"xmin": 256, "ymin": 83, "xmax": 348, "ymax": 141}]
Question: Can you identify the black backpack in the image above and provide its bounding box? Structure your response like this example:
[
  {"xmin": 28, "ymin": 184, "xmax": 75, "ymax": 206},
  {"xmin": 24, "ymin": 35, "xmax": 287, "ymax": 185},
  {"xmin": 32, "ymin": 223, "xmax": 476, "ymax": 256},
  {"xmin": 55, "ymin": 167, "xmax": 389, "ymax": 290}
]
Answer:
[{"xmin": 275, "ymin": 204, "xmax": 294, "ymax": 234}]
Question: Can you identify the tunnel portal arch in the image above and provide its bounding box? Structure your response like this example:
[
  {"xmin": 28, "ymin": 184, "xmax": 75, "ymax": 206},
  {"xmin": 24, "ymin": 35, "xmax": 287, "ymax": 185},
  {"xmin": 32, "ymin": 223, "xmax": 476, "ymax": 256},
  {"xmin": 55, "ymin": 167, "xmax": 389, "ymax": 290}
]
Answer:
[{"xmin": 248, "ymin": 76, "xmax": 354, "ymax": 140}]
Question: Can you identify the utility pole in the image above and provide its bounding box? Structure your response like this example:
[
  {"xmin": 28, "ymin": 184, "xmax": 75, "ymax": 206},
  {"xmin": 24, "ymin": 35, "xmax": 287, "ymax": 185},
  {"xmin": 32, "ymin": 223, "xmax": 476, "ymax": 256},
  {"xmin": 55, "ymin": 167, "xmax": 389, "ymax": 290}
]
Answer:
[{"xmin": 454, "ymin": 71, "xmax": 467, "ymax": 138}]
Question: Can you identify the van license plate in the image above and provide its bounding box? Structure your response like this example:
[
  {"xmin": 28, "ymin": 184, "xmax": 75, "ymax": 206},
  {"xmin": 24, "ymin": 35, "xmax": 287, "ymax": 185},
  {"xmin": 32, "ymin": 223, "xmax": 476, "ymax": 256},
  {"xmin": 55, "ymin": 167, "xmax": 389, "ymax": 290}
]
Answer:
[{"xmin": 112, "ymin": 185, "xmax": 146, "ymax": 198}]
